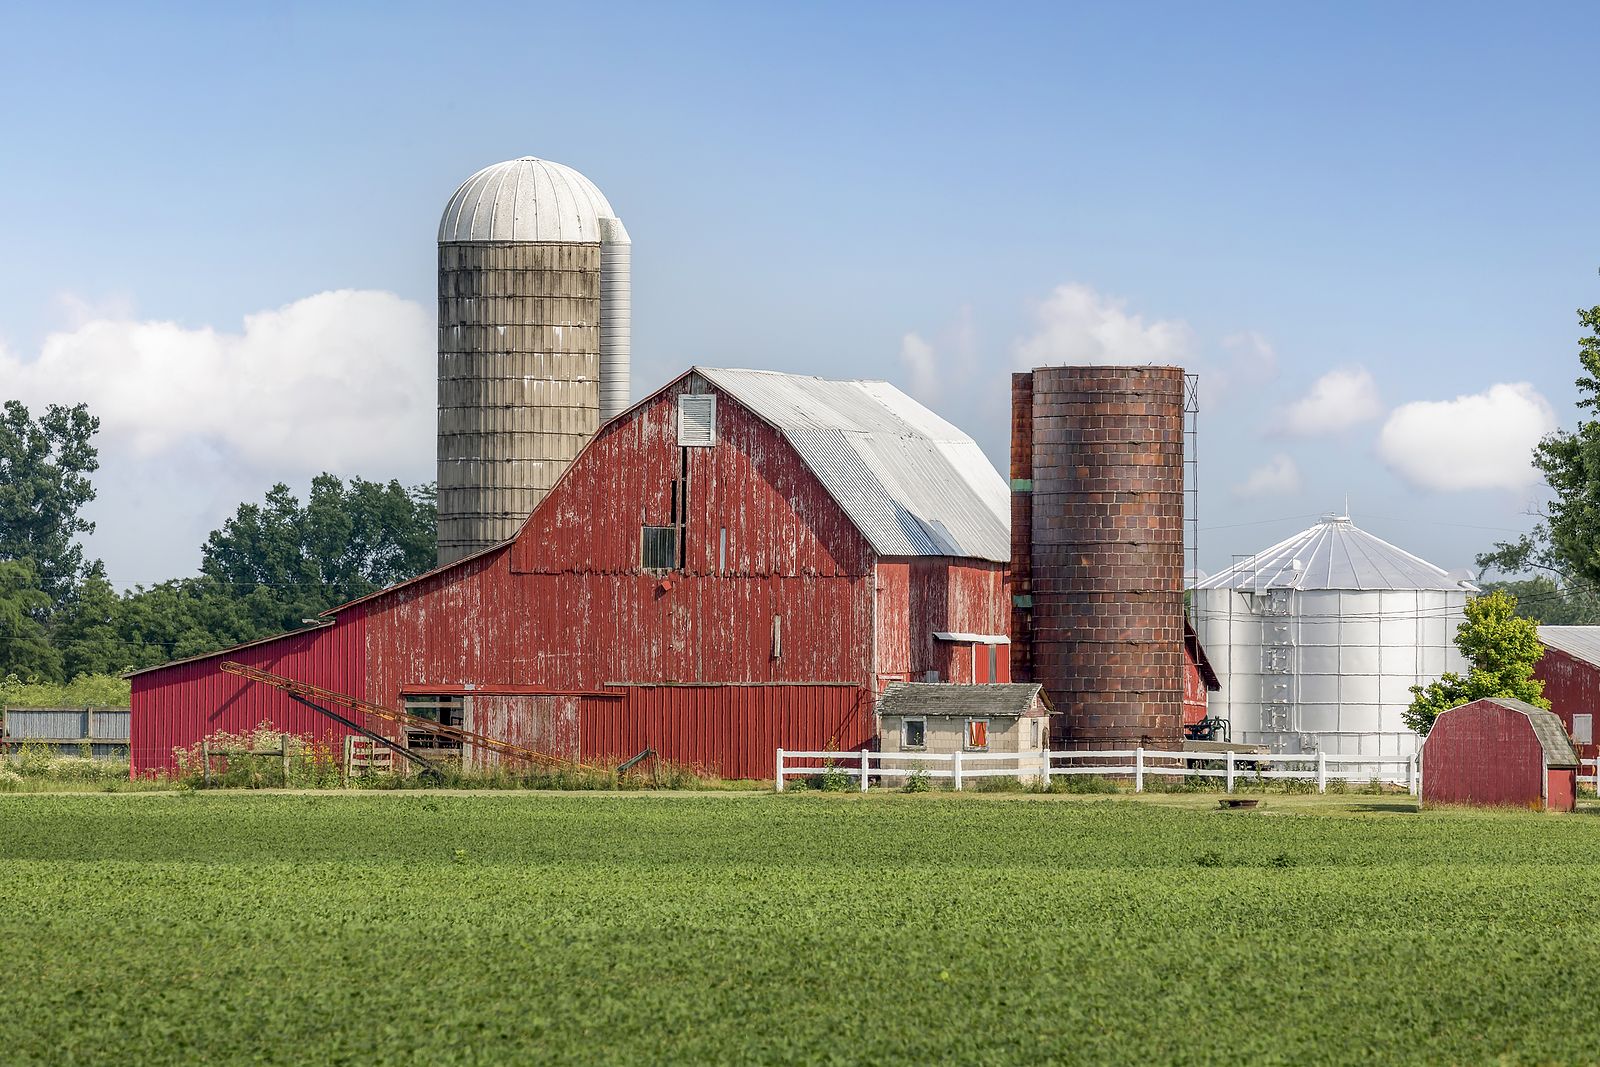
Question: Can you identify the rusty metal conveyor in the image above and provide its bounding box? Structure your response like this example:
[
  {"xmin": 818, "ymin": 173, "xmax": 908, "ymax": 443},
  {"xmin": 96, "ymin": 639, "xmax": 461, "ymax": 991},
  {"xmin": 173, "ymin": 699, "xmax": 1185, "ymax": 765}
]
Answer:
[{"xmin": 218, "ymin": 661, "xmax": 598, "ymax": 773}]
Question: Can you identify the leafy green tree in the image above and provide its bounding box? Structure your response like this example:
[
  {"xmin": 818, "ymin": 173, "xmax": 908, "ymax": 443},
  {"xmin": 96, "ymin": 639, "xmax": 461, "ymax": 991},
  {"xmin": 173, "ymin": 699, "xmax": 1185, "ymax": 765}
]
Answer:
[
  {"xmin": 1476, "ymin": 575, "xmax": 1600, "ymax": 626},
  {"xmin": 52, "ymin": 561, "xmax": 132, "ymax": 677},
  {"xmin": 0, "ymin": 559, "xmax": 63, "ymax": 680},
  {"xmin": 198, "ymin": 474, "xmax": 435, "ymax": 636},
  {"xmin": 1404, "ymin": 590, "xmax": 1549, "ymax": 735},
  {"xmin": 0, "ymin": 400, "xmax": 99, "ymax": 615},
  {"xmin": 1478, "ymin": 297, "xmax": 1600, "ymax": 617}
]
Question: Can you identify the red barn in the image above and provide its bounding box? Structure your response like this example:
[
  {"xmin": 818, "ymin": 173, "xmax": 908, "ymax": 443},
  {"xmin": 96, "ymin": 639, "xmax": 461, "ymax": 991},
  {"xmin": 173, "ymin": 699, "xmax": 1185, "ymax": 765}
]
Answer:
[
  {"xmin": 129, "ymin": 367, "xmax": 1012, "ymax": 779},
  {"xmin": 1533, "ymin": 626, "xmax": 1600, "ymax": 766},
  {"xmin": 1421, "ymin": 697, "xmax": 1579, "ymax": 812},
  {"xmin": 1183, "ymin": 619, "xmax": 1220, "ymax": 727}
]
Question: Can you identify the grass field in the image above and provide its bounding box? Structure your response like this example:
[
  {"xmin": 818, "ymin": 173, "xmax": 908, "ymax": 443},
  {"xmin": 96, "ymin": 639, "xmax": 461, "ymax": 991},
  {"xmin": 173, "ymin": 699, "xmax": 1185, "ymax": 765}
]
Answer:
[{"xmin": 4, "ymin": 792, "xmax": 1600, "ymax": 1065}]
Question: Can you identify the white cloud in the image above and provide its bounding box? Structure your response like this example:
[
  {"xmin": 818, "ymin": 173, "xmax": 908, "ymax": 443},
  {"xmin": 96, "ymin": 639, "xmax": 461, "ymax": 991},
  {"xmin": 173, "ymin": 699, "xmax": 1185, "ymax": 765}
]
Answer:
[
  {"xmin": 0, "ymin": 289, "xmax": 433, "ymax": 477},
  {"xmin": 1013, "ymin": 283, "xmax": 1193, "ymax": 368},
  {"xmin": 898, "ymin": 331, "xmax": 938, "ymax": 401},
  {"xmin": 1232, "ymin": 453, "xmax": 1301, "ymax": 498},
  {"xmin": 1378, "ymin": 382, "xmax": 1557, "ymax": 492},
  {"xmin": 1220, "ymin": 330, "xmax": 1278, "ymax": 382},
  {"xmin": 1277, "ymin": 366, "xmax": 1383, "ymax": 436}
]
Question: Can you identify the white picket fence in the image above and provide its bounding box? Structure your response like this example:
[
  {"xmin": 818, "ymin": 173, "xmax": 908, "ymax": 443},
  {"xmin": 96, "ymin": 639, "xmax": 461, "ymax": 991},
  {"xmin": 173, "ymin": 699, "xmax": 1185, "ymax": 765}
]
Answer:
[
  {"xmin": 775, "ymin": 747, "xmax": 1421, "ymax": 796},
  {"xmin": 1581, "ymin": 758, "xmax": 1599, "ymax": 788}
]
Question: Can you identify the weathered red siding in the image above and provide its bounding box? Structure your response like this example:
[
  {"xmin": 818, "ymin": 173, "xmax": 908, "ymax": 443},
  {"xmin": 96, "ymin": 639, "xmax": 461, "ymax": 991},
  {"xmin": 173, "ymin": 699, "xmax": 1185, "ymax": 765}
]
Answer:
[
  {"xmin": 1422, "ymin": 700, "xmax": 1552, "ymax": 810},
  {"xmin": 128, "ymin": 373, "xmax": 1008, "ymax": 780},
  {"xmin": 1183, "ymin": 655, "xmax": 1208, "ymax": 726},
  {"xmin": 1534, "ymin": 646, "xmax": 1599, "ymax": 762},
  {"xmin": 581, "ymin": 684, "xmax": 870, "ymax": 780},
  {"xmin": 129, "ymin": 610, "xmax": 367, "ymax": 775}
]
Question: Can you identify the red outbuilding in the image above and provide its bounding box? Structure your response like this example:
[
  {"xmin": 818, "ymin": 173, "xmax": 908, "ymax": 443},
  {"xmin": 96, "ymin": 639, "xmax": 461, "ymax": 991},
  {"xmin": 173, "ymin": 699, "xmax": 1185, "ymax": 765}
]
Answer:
[
  {"xmin": 129, "ymin": 367, "xmax": 1013, "ymax": 779},
  {"xmin": 1182, "ymin": 619, "xmax": 1220, "ymax": 728},
  {"xmin": 1421, "ymin": 698, "xmax": 1580, "ymax": 812},
  {"xmin": 1533, "ymin": 626, "xmax": 1600, "ymax": 766}
]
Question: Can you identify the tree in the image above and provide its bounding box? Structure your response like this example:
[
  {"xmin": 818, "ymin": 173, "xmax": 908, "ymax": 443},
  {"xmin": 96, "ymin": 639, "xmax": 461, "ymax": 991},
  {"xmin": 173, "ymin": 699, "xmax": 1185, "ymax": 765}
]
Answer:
[
  {"xmin": 1476, "ymin": 575, "xmax": 1600, "ymax": 626},
  {"xmin": 0, "ymin": 400, "xmax": 99, "ymax": 615},
  {"xmin": 1478, "ymin": 296, "xmax": 1600, "ymax": 615},
  {"xmin": 1404, "ymin": 590, "xmax": 1549, "ymax": 735},
  {"xmin": 0, "ymin": 559, "xmax": 63, "ymax": 680},
  {"xmin": 52, "ymin": 561, "xmax": 133, "ymax": 678},
  {"xmin": 197, "ymin": 474, "xmax": 436, "ymax": 637}
]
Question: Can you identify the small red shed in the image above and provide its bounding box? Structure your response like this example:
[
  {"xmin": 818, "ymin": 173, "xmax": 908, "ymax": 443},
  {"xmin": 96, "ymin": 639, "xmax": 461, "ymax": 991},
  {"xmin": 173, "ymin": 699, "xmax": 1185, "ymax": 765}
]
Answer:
[{"xmin": 1421, "ymin": 698, "xmax": 1580, "ymax": 812}]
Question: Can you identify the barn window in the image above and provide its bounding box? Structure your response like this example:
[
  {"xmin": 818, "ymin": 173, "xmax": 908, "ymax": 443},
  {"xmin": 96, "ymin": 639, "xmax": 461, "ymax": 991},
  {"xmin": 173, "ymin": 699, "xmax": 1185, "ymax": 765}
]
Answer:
[
  {"xmin": 403, "ymin": 694, "xmax": 464, "ymax": 752},
  {"xmin": 1576, "ymin": 714, "xmax": 1594, "ymax": 745},
  {"xmin": 902, "ymin": 717, "xmax": 927, "ymax": 750},
  {"xmin": 677, "ymin": 394, "xmax": 716, "ymax": 447},
  {"xmin": 965, "ymin": 719, "xmax": 988, "ymax": 751},
  {"xmin": 772, "ymin": 614, "xmax": 782, "ymax": 659},
  {"xmin": 641, "ymin": 526, "xmax": 677, "ymax": 573}
]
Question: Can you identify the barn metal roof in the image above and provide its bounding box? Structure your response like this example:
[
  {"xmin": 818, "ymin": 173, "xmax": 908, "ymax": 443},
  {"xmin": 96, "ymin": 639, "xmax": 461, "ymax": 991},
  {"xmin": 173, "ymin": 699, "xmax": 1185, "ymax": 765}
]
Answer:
[
  {"xmin": 697, "ymin": 368, "xmax": 1011, "ymax": 562},
  {"xmin": 1193, "ymin": 515, "xmax": 1475, "ymax": 593},
  {"xmin": 439, "ymin": 157, "xmax": 619, "ymax": 243},
  {"xmin": 1537, "ymin": 626, "xmax": 1600, "ymax": 667},
  {"xmin": 877, "ymin": 683, "xmax": 1049, "ymax": 719}
]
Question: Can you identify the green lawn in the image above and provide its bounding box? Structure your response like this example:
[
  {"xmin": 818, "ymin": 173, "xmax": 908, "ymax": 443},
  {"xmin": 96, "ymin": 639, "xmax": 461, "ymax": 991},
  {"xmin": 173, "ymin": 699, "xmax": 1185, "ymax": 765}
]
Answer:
[{"xmin": 3, "ymin": 792, "xmax": 1598, "ymax": 1065}]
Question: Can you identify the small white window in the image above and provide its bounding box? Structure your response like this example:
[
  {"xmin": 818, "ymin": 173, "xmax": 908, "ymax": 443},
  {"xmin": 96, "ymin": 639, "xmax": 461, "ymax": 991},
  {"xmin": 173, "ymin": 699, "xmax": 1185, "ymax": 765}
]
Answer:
[
  {"xmin": 902, "ymin": 717, "xmax": 927, "ymax": 749},
  {"xmin": 1030, "ymin": 719, "xmax": 1041, "ymax": 749},
  {"xmin": 965, "ymin": 718, "xmax": 988, "ymax": 751},
  {"xmin": 678, "ymin": 394, "xmax": 717, "ymax": 447},
  {"xmin": 1575, "ymin": 714, "xmax": 1594, "ymax": 745},
  {"xmin": 772, "ymin": 614, "xmax": 782, "ymax": 660},
  {"xmin": 922, "ymin": 670, "xmax": 940, "ymax": 683}
]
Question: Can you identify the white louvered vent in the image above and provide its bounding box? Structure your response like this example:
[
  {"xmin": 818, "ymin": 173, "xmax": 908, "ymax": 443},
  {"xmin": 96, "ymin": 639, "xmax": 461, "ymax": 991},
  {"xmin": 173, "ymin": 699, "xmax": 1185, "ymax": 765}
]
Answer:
[{"xmin": 678, "ymin": 394, "xmax": 717, "ymax": 447}]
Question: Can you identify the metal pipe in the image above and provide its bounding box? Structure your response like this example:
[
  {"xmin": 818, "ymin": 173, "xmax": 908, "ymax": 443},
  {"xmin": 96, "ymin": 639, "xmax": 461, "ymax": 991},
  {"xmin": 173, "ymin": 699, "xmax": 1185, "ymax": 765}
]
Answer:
[{"xmin": 599, "ymin": 215, "xmax": 631, "ymax": 421}]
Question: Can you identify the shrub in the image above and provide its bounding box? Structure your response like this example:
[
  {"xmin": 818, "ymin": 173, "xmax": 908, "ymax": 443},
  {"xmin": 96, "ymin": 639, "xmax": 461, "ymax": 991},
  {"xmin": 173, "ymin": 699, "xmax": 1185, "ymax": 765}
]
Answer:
[{"xmin": 903, "ymin": 767, "xmax": 932, "ymax": 793}]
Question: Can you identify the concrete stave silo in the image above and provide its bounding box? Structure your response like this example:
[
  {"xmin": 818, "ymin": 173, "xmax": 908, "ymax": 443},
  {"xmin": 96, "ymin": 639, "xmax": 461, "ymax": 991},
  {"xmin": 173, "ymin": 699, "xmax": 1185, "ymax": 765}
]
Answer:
[
  {"xmin": 1192, "ymin": 515, "xmax": 1474, "ymax": 760},
  {"xmin": 1014, "ymin": 366, "xmax": 1187, "ymax": 748},
  {"xmin": 436, "ymin": 157, "xmax": 630, "ymax": 565}
]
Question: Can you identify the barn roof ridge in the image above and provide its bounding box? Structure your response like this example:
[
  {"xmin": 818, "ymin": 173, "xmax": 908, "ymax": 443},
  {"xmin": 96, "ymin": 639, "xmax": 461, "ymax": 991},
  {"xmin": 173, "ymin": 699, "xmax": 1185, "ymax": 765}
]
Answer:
[{"xmin": 877, "ymin": 682, "xmax": 1048, "ymax": 719}]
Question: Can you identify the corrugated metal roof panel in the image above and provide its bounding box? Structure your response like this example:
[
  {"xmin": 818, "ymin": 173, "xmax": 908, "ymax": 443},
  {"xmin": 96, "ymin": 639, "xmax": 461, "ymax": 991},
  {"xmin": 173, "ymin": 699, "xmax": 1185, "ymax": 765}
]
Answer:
[
  {"xmin": 1538, "ymin": 626, "xmax": 1600, "ymax": 668},
  {"xmin": 439, "ymin": 157, "xmax": 618, "ymax": 243},
  {"xmin": 697, "ymin": 368, "xmax": 1010, "ymax": 562},
  {"xmin": 1194, "ymin": 515, "xmax": 1475, "ymax": 592}
]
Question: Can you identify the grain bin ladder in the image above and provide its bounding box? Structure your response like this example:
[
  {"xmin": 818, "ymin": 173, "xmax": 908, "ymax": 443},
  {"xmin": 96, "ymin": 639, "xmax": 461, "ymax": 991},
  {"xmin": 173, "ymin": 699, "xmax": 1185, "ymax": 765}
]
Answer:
[{"xmin": 218, "ymin": 662, "xmax": 596, "ymax": 772}]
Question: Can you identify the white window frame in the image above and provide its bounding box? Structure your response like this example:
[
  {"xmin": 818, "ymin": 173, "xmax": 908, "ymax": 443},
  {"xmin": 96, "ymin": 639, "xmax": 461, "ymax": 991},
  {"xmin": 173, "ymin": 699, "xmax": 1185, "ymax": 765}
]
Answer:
[
  {"xmin": 902, "ymin": 716, "xmax": 927, "ymax": 750},
  {"xmin": 964, "ymin": 717, "xmax": 989, "ymax": 752},
  {"xmin": 1575, "ymin": 713, "xmax": 1594, "ymax": 745},
  {"xmin": 677, "ymin": 393, "xmax": 717, "ymax": 447}
]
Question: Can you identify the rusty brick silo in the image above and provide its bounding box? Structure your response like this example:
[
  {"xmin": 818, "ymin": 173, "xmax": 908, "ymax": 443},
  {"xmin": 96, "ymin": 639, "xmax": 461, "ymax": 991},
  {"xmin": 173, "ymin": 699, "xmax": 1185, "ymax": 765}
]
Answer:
[{"xmin": 1017, "ymin": 366, "xmax": 1186, "ymax": 748}]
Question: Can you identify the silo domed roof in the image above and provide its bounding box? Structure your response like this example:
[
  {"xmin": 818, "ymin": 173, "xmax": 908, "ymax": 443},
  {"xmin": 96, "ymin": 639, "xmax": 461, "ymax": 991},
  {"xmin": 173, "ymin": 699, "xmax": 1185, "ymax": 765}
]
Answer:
[
  {"xmin": 1194, "ymin": 515, "xmax": 1476, "ymax": 592},
  {"xmin": 438, "ymin": 157, "xmax": 617, "ymax": 243}
]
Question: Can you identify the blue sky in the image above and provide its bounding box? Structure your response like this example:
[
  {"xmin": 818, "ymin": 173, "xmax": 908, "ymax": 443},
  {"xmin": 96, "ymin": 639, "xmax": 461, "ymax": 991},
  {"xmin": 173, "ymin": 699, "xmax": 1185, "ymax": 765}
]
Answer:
[{"xmin": 2, "ymin": 1, "xmax": 1595, "ymax": 586}]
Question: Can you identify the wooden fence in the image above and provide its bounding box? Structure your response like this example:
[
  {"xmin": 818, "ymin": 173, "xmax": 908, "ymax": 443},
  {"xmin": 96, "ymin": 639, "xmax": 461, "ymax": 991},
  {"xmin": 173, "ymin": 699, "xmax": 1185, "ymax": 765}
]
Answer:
[{"xmin": 776, "ymin": 747, "xmax": 1420, "ymax": 795}]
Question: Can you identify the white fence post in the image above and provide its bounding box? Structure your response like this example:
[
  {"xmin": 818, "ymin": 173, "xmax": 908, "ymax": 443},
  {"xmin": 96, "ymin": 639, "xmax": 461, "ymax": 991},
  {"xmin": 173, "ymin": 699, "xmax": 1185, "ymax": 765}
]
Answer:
[
  {"xmin": 860, "ymin": 748, "xmax": 870, "ymax": 793},
  {"xmin": 1408, "ymin": 753, "xmax": 1418, "ymax": 796},
  {"xmin": 775, "ymin": 747, "xmax": 785, "ymax": 793},
  {"xmin": 1040, "ymin": 748, "xmax": 1051, "ymax": 790},
  {"xmin": 1316, "ymin": 751, "xmax": 1327, "ymax": 793},
  {"xmin": 1225, "ymin": 751, "xmax": 1235, "ymax": 793},
  {"xmin": 1135, "ymin": 747, "xmax": 1145, "ymax": 793},
  {"xmin": 953, "ymin": 750, "xmax": 964, "ymax": 791}
]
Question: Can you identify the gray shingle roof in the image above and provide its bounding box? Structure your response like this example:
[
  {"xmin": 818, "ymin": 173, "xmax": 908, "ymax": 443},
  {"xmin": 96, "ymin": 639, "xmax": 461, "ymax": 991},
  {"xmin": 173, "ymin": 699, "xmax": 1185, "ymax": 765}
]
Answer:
[
  {"xmin": 877, "ymin": 683, "xmax": 1048, "ymax": 719},
  {"xmin": 1449, "ymin": 698, "xmax": 1579, "ymax": 769}
]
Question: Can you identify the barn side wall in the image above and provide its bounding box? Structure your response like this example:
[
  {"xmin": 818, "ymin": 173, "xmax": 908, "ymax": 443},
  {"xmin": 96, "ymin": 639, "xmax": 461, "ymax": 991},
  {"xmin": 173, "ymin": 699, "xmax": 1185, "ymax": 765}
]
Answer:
[
  {"xmin": 129, "ymin": 610, "xmax": 368, "ymax": 775},
  {"xmin": 1421, "ymin": 702, "xmax": 1546, "ymax": 809},
  {"xmin": 1534, "ymin": 645, "xmax": 1599, "ymax": 762}
]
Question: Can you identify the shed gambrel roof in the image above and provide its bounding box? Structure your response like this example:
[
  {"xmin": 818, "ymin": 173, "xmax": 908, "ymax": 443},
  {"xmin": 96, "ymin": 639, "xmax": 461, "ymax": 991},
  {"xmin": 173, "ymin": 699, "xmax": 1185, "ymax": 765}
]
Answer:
[
  {"xmin": 1435, "ymin": 698, "xmax": 1579, "ymax": 769},
  {"xmin": 694, "ymin": 368, "xmax": 1011, "ymax": 563},
  {"xmin": 877, "ymin": 683, "xmax": 1049, "ymax": 719}
]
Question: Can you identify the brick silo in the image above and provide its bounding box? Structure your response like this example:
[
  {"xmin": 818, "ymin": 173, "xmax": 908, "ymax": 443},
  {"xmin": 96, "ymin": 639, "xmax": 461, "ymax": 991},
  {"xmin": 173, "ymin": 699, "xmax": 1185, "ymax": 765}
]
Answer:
[
  {"xmin": 1017, "ymin": 366, "xmax": 1186, "ymax": 748},
  {"xmin": 436, "ymin": 157, "xmax": 631, "ymax": 565}
]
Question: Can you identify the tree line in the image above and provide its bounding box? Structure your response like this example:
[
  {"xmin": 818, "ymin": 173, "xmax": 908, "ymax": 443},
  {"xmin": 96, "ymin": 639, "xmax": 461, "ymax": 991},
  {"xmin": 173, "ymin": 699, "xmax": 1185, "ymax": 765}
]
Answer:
[{"xmin": 0, "ymin": 398, "xmax": 435, "ymax": 684}]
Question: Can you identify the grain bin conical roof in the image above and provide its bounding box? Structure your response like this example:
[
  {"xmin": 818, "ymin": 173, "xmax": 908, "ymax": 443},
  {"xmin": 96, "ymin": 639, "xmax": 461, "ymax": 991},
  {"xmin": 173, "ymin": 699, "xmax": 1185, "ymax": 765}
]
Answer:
[{"xmin": 1193, "ymin": 515, "xmax": 1474, "ymax": 592}]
